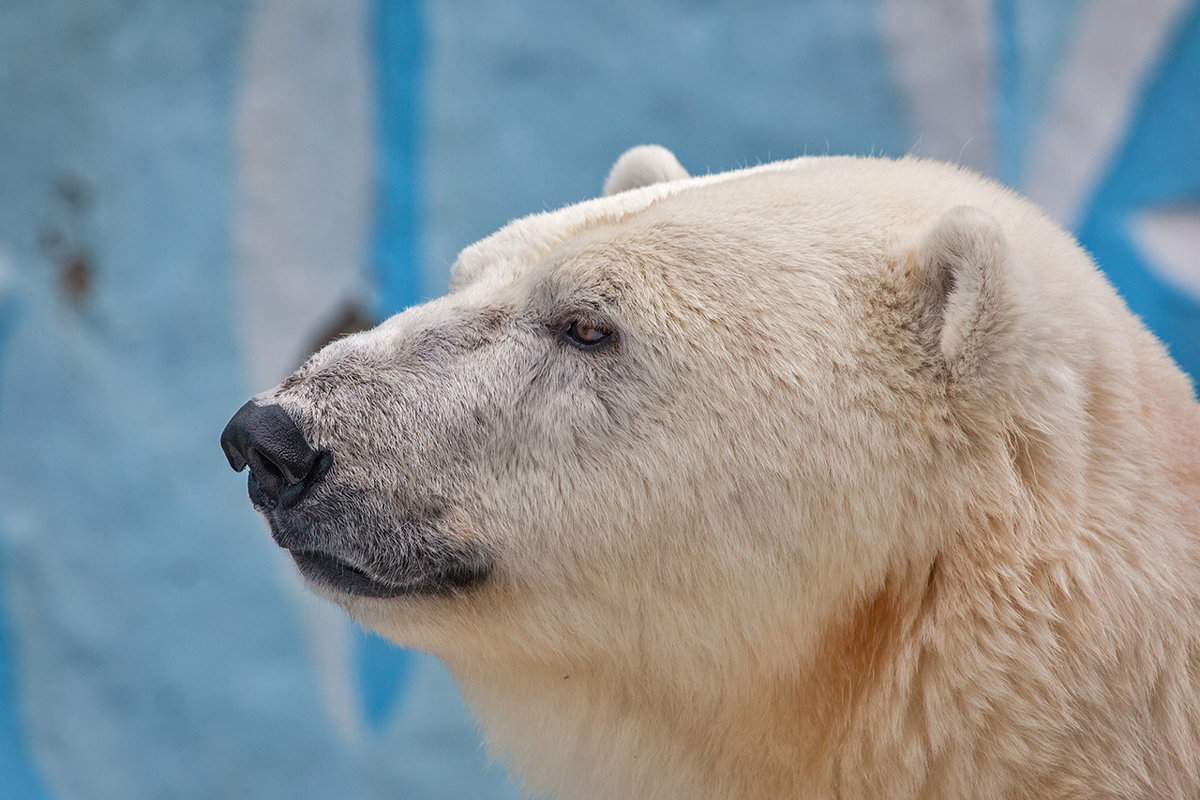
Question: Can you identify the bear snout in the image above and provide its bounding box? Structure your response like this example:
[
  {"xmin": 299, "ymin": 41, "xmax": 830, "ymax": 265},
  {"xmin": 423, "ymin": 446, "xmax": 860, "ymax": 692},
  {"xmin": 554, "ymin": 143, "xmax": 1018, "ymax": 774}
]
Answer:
[{"xmin": 220, "ymin": 400, "xmax": 331, "ymax": 511}]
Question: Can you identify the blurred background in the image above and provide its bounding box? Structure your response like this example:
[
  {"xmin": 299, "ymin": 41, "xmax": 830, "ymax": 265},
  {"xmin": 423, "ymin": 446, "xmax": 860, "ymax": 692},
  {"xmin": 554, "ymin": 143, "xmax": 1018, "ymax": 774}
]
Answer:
[{"xmin": 1, "ymin": 0, "xmax": 1198, "ymax": 797}]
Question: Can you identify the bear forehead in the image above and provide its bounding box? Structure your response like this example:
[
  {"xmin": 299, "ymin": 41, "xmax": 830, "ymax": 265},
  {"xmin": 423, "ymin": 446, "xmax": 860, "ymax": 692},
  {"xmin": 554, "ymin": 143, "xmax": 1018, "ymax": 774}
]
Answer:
[
  {"xmin": 449, "ymin": 156, "xmax": 821, "ymax": 291},
  {"xmin": 448, "ymin": 156, "xmax": 1008, "ymax": 294}
]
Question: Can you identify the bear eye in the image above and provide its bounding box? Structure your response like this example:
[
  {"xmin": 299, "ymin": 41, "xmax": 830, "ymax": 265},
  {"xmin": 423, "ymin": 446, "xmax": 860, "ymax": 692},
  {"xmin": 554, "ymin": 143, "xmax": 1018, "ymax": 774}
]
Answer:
[{"xmin": 561, "ymin": 319, "xmax": 615, "ymax": 350}]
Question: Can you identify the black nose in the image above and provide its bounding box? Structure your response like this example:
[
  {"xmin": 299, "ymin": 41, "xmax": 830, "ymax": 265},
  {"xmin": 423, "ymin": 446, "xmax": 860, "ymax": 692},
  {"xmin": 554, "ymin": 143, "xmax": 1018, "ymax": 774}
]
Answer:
[{"xmin": 220, "ymin": 401, "xmax": 326, "ymax": 509}]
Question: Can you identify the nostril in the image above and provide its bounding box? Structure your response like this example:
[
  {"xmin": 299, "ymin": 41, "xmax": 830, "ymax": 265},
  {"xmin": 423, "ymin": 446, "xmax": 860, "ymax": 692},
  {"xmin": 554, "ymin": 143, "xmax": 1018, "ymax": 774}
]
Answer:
[
  {"xmin": 223, "ymin": 444, "xmax": 248, "ymax": 472},
  {"xmin": 249, "ymin": 446, "xmax": 286, "ymax": 482},
  {"xmin": 222, "ymin": 433, "xmax": 248, "ymax": 472},
  {"xmin": 220, "ymin": 401, "xmax": 324, "ymax": 508}
]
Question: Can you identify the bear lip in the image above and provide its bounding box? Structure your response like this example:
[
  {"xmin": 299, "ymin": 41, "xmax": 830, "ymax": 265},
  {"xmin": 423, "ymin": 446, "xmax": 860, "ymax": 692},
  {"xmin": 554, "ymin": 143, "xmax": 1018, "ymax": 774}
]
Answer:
[{"xmin": 289, "ymin": 550, "xmax": 413, "ymax": 598}]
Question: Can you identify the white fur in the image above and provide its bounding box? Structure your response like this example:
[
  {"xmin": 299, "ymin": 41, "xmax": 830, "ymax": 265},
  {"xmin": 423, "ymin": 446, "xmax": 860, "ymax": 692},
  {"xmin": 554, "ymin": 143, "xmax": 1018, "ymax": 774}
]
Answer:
[
  {"xmin": 602, "ymin": 144, "xmax": 691, "ymax": 196},
  {"xmin": 277, "ymin": 149, "xmax": 1200, "ymax": 799}
]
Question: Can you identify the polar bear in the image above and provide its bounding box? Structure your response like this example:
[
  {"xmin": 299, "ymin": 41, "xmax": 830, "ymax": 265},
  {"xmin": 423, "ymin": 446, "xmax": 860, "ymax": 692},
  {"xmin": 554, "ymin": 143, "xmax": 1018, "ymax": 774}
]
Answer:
[{"xmin": 222, "ymin": 147, "xmax": 1200, "ymax": 799}]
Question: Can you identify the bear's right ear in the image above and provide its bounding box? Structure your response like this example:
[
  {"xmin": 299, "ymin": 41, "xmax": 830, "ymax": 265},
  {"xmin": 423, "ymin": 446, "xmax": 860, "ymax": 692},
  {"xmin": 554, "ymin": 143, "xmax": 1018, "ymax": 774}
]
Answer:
[
  {"xmin": 914, "ymin": 206, "xmax": 1028, "ymax": 384},
  {"xmin": 603, "ymin": 145, "xmax": 690, "ymax": 196}
]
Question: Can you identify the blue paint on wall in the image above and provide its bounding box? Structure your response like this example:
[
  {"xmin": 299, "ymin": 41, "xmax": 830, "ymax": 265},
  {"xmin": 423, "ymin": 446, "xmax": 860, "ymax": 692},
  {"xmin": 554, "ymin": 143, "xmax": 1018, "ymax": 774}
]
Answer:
[
  {"xmin": 373, "ymin": 0, "xmax": 427, "ymax": 313},
  {"xmin": 355, "ymin": 626, "xmax": 416, "ymax": 730},
  {"xmin": 0, "ymin": 290, "xmax": 50, "ymax": 800},
  {"xmin": 0, "ymin": 544, "xmax": 52, "ymax": 800},
  {"xmin": 992, "ymin": 0, "xmax": 1022, "ymax": 186},
  {"xmin": 1077, "ymin": 0, "xmax": 1200, "ymax": 380},
  {"xmin": 0, "ymin": 275, "xmax": 16, "ymax": 365}
]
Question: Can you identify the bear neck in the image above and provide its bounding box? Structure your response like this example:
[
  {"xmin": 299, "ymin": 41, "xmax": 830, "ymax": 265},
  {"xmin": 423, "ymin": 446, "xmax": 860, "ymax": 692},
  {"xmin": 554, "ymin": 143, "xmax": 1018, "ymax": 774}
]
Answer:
[{"xmin": 440, "ymin": 559, "xmax": 948, "ymax": 799}]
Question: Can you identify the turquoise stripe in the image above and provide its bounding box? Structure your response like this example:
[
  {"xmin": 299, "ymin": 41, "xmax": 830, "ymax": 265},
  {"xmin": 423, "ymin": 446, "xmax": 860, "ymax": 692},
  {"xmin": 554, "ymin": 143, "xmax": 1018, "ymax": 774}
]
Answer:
[
  {"xmin": 373, "ymin": 0, "xmax": 427, "ymax": 315},
  {"xmin": 1077, "ymin": 0, "xmax": 1200, "ymax": 379},
  {"xmin": 356, "ymin": 625, "xmax": 416, "ymax": 731},
  {"xmin": 0, "ymin": 295, "xmax": 50, "ymax": 800}
]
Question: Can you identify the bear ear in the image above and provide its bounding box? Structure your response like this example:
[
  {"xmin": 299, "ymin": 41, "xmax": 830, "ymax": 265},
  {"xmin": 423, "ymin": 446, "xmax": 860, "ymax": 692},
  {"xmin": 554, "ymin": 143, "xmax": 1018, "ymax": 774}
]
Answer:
[
  {"xmin": 602, "ymin": 145, "xmax": 690, "ymax": 196},
  {"xmin": 915, "ymin": 206, "xmax": 1026, "ymax": 382}
]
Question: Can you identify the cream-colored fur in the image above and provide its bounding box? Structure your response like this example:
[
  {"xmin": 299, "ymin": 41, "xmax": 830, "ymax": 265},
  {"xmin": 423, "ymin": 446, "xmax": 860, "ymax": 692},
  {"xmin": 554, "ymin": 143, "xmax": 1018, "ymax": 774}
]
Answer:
[
  {"xmin": 602, "ymin": 144, "xmax": 691, "ymax": 195},
  {"xmin": 285, "ymin": 152, "xmax": 1200, "ymax": 799}
]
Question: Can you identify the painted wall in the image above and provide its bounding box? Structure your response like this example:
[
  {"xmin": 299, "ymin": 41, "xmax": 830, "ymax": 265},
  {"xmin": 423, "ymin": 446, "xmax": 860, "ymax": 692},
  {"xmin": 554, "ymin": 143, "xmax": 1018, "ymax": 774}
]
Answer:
[{"xmin": 0, "ymin": 1, "xmax": 1196, "ymax": 797}]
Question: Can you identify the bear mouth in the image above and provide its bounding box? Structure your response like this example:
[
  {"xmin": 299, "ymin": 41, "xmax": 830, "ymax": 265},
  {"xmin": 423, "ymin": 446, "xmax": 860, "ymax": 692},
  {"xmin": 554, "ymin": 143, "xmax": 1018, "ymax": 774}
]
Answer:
[
  {"xmin": 289, "ymin": 545, "xmax": 492, "ymax": 599},
  {"xmin": 289, "ymin": 550, "xmax": 412, "ymax": 598}
]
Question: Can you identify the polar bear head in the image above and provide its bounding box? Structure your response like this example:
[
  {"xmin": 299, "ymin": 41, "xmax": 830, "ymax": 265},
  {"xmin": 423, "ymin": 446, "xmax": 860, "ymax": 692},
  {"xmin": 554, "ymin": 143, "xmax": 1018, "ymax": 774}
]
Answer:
[{"xmin": 222, "ymin": 148, "xmax": 1194, "ymax": 797}]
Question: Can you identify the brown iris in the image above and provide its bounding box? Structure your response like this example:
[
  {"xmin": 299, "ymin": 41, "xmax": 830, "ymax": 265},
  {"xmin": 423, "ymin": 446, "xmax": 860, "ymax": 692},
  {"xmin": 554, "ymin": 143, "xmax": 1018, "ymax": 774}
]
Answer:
[{"xmin": 562, "ymin": 319, "xmax": 614, "ymax": 349}]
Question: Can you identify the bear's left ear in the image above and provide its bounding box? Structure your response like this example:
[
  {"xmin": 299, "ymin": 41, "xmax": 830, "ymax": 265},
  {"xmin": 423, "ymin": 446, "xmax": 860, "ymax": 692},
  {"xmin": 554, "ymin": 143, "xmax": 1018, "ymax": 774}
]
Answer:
[
  {"xmin": 603, "ymin": 145, "xmax": 690, "ymax": 196},
  {"xmin": 915, "ymin": 206, "xmax": 1027, "ymax": 383}
]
